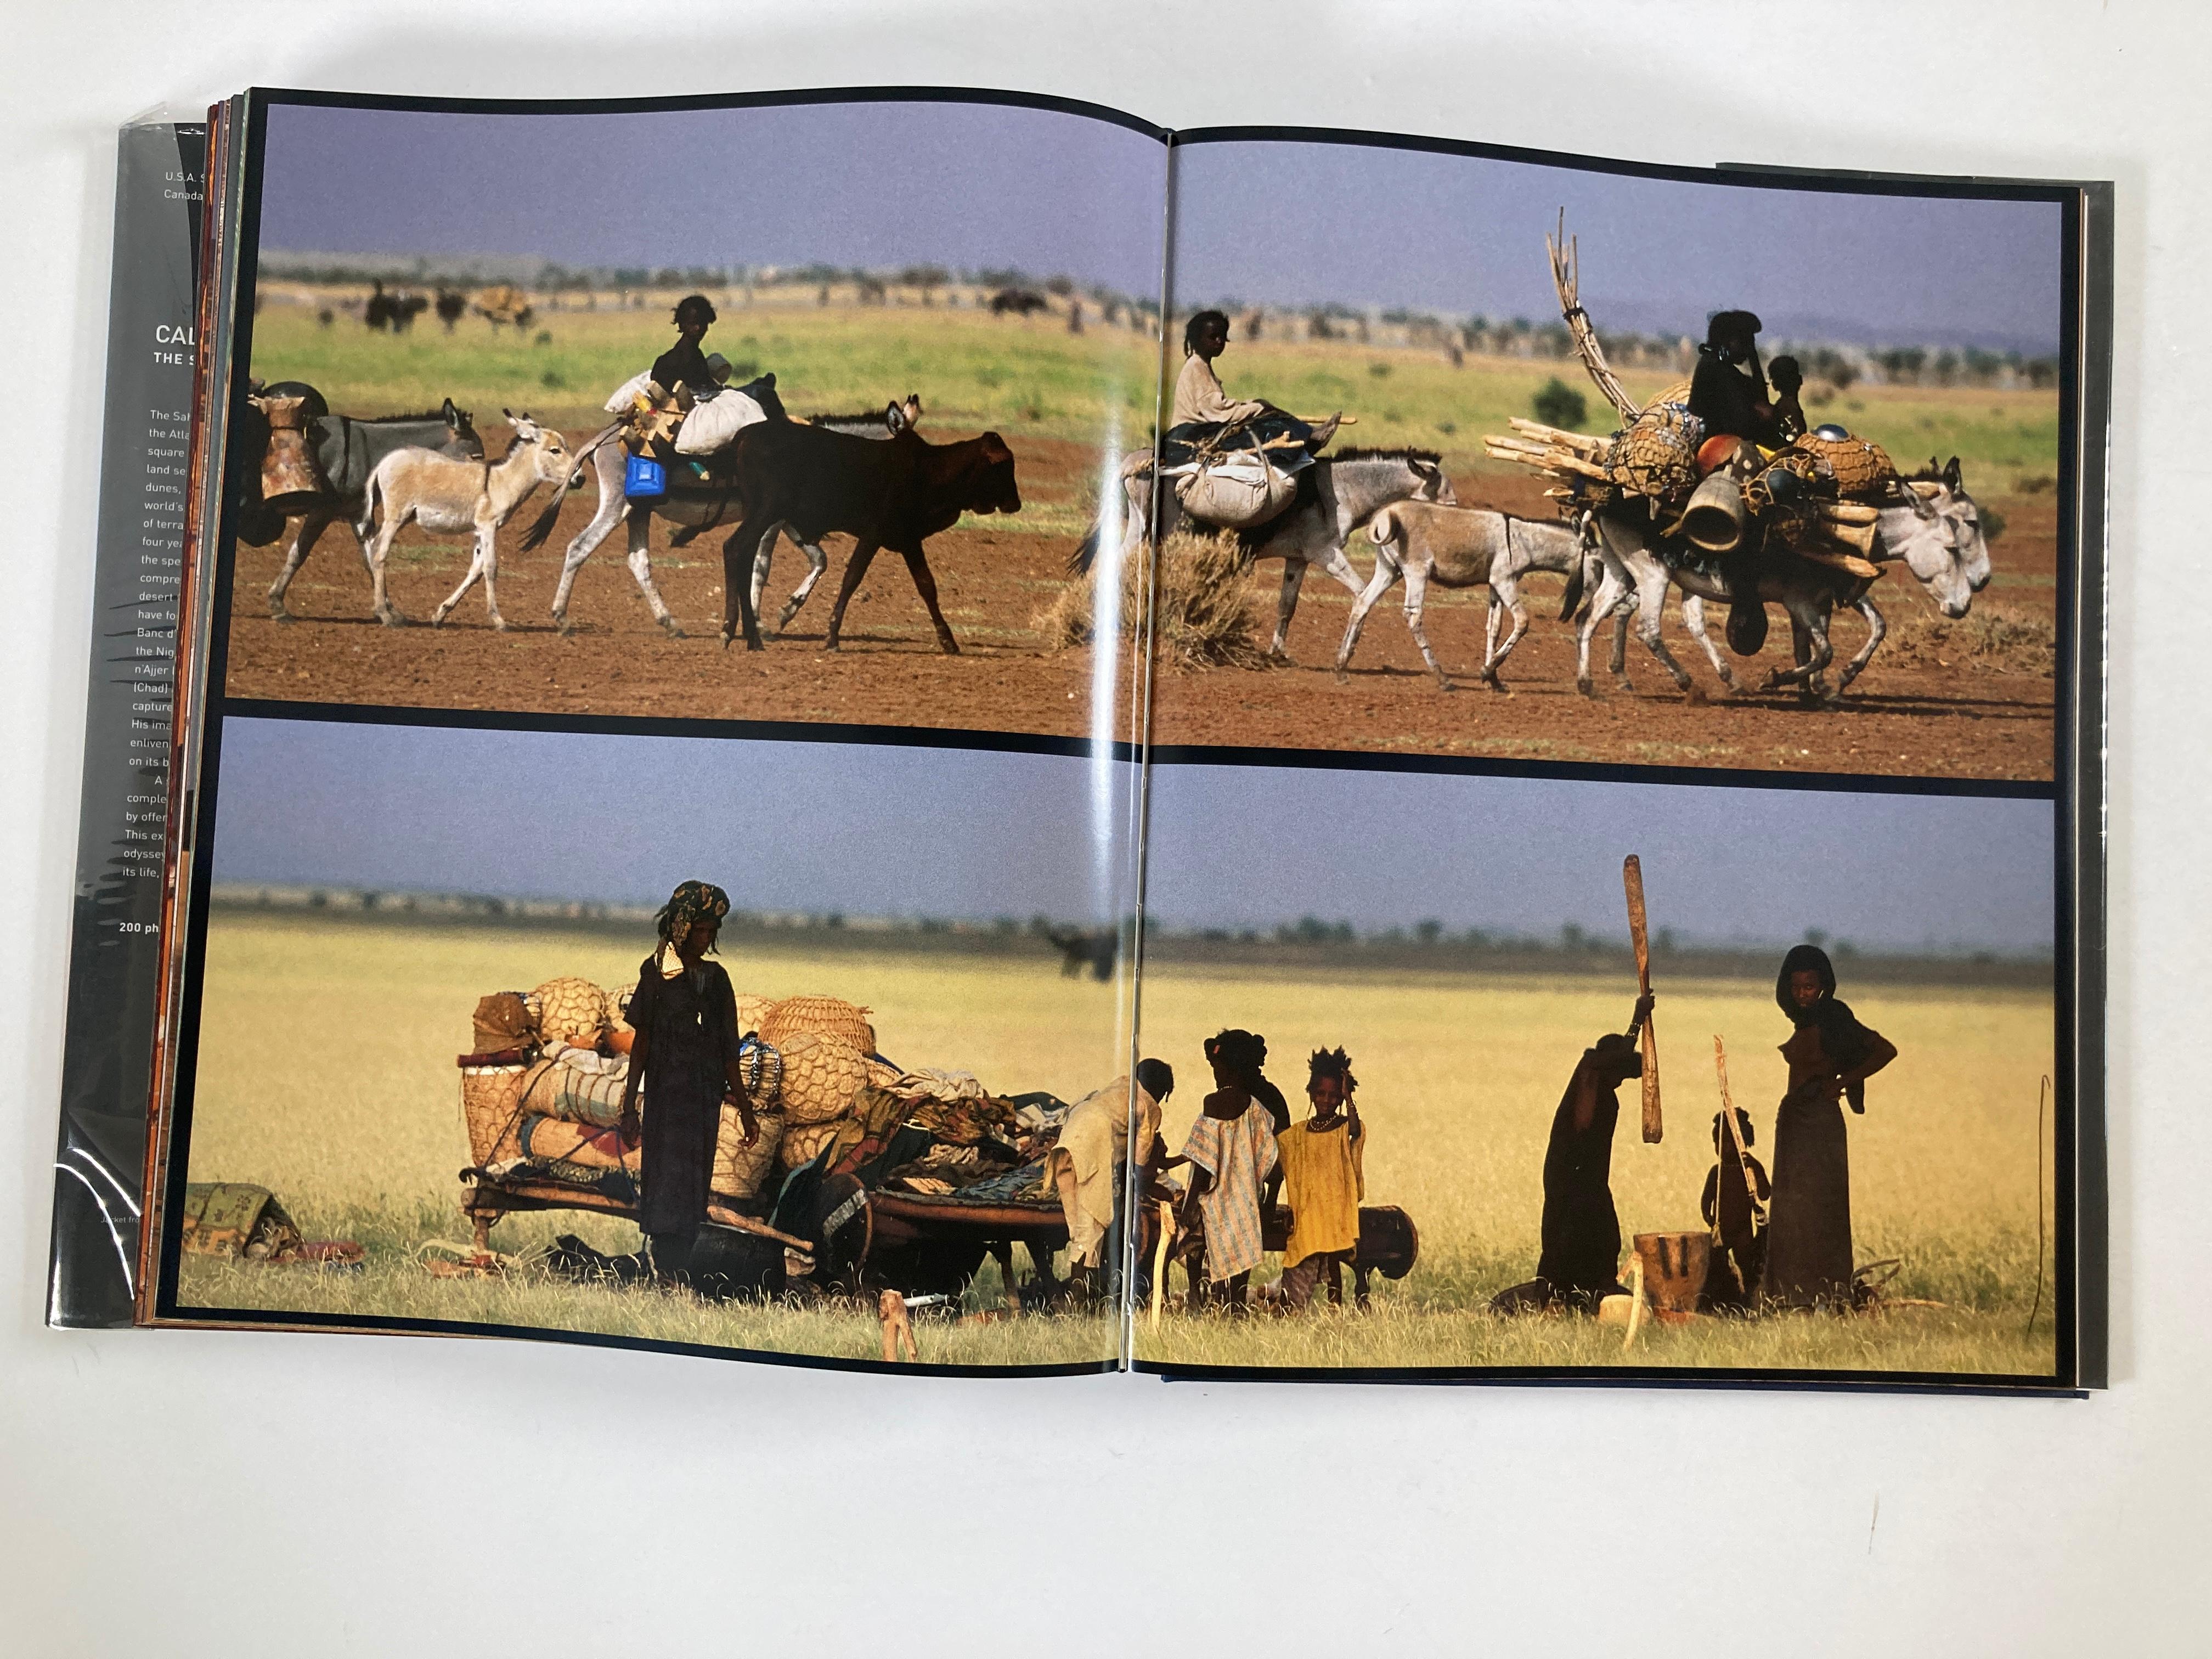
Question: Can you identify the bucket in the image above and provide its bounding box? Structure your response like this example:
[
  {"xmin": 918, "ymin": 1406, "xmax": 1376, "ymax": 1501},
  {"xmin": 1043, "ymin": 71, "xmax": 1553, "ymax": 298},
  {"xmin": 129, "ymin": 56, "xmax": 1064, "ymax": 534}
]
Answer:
[
  {"xmin": 624, "ymin": 454, "xmax": 667, "ymax": 501},
  {"xmin": 1633, "ymin": 1231, "xmax": 1712, "ymax": 1318},
  {"xmin": 1680, "ymin": 471, "xmax": 1747, "ymax": 554}
]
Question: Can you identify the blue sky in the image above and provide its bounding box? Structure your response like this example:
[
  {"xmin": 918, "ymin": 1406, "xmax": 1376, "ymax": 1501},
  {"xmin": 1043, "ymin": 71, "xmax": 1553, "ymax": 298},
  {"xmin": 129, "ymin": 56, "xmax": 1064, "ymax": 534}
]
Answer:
[{"xmin": 209, "ymin": 718, "xmax": 2052, "ymax": 953}]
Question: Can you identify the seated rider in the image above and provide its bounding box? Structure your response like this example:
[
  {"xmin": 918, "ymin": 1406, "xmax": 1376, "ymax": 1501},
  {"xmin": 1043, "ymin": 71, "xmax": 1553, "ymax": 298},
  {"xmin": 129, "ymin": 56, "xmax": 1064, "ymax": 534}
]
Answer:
[
  {"xmin": 1687, "ymin": 309, "xmax": 1785, "ymax": 654},
  {"xmin": 1767, "ymin": 355, "xmax": 1810, "ymax": 443},
  {"xmin": 652, "ymin": 294, "xmax": 724, "ymax": 403},
  {"xmin": 1169, "ymin": 309, "xmax": 1340, "ymax": 455}
]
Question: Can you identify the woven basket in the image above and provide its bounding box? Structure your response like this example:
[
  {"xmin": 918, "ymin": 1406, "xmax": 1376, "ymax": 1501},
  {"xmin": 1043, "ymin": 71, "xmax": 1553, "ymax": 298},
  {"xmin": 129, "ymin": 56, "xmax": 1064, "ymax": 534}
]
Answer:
[
  {"xmin": 1648, "ymin": 379, "xmax": 1694, "ymax": 408},
  {"xmin": 759, "ymin": 995, "xmax": 876, "ymax": 1054},
  {"xmin": 1793, "ymin": 432, "xmax": 1896, "ymax": 499},
  {"xmin": 735, "ymin": 992, "xmax": 775, "ymax": 1039},
  {"xmin": 712, "ymin": 1106, "xmax": 784, "ymax": 1199},
  {"xmin": 775, "ymin": 1031, "xmax": 887, "ymax": 1124},
  {"xmin": 533, "ymin": 977, "xmax": 607, "ymax": 1049},
  {"xmin": 1606, "ymin": 402, "xmax": 1703, "ymax": 502},
  {"xmin": 518, "ymin": 1114, "xmax": 632, "ymax": 1173},
  {"xmin": 460, "ymin": 1063, "xmax": 538, "ymax": 1166},
  {"xmin": 778, "ymin": 1118, "xmax": 862, "ymax": 1172}
]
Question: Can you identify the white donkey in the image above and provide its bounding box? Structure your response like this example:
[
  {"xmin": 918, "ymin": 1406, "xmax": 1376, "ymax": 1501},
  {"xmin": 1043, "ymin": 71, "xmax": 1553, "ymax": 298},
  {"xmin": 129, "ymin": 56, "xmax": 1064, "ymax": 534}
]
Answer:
[
  {"xmin": 1586, "ymin": 476, "xmax": 1985, "ymax": 701},
  {"xmin": 358, "ymin": 410, "xmax": 572, "ymax": 629},
  {"xmin": 1336, "ymin": 501, "xmax": 1630, "ymax": 691}
]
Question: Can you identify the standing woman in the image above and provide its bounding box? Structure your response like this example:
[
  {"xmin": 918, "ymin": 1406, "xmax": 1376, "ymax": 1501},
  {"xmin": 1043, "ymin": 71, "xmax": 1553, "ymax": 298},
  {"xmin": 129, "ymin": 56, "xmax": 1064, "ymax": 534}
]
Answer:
[
  {"xmin": 618, "ymin": 881, "xmax": 758, "ymax": 1284},
  {"xmin": 1762, "ymin": 944, "xmax": 1898, "ymax": 1310}
]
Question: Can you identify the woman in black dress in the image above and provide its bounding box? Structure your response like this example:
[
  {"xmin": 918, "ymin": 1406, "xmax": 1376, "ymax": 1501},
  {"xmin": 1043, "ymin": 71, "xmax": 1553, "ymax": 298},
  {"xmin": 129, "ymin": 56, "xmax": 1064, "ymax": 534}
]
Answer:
[
  {"xmin": 1762, "ymin": 944, "xmax": 1898, "ymax": 1310},
  {"xmin": 617, "ymin": 881, "xmax": 758, "ymax": 1283}
]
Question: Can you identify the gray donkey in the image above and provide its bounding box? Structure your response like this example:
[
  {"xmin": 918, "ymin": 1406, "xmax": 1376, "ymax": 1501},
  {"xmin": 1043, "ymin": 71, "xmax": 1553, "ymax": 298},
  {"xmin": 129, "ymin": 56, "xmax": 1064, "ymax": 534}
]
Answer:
[
  {"xmin": 1074, "ymin": 447, "xmax": 1457, "ymax": 661},
  {"xmin": 252, "ymin": 382, "xmax": 485, "ymax": 621},
  {"xmin": 1338, "ymin": 501, "xmax": 1630, "ymax": 691}
]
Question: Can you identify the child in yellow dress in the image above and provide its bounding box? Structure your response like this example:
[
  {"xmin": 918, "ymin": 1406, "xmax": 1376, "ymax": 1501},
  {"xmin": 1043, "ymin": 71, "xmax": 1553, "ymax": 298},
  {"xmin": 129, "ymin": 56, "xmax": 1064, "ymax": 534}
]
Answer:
[{"xmin": 1273, "ymin": 1047, "xmax": 1365, "ymax": 1309}]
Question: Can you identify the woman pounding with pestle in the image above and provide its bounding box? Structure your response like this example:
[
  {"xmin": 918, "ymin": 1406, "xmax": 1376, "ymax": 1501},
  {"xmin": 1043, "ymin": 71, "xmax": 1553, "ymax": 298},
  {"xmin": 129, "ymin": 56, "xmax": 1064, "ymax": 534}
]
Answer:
[
  {"xmin": 619, "ymin": 881, "xmax": 759, "ymax": 1284},
  {"xmin": 1762, "ymin": 944, "xmax": 1897, "ymax": 1310}
]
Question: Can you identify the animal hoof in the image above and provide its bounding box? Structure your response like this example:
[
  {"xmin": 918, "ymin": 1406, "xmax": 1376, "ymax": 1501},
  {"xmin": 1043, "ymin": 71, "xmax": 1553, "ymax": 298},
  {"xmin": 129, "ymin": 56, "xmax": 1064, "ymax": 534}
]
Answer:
[
  {"xmin": 270, "ymin": 610, "xmax": 295, "ymax": 625},
  {"xmin": 382, "ymin": 610, "xmax": 413, "ymax": 629},
  {"xmin": 1577, "ymin": 678, "xmax": 1598, "ymax": 699},
  {"xmin": 939, "ymin": 639, "xmax": 961, "ymax": 657},
  {"xmin": 659, "ymin": 617, "xmax": 686, "ymax": 638},
  {"xmin": 1332, "ymin": 668, "xmax": 1350, "ymax": 685},
  {"xmin": 1435, "ymin": 678, "xmax": 1457, "ymax": 693},
  {"xmin": 556, "ymin": 617, "xmax": 577, "ymax": 639},
  {"xmin": 1684, "ymin": 683, "xmax": 1708, "ymax": 706},
  {"xmin": 490, "ymin": 617, "xmax": 511, "ymax": 633}
]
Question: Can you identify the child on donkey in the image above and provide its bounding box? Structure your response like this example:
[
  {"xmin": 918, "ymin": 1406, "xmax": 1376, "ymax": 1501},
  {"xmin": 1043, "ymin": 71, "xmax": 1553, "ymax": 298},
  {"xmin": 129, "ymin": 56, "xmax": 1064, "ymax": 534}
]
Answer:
[
  {"xmin": 1175, "ymin": 1030, "xmax": 1282, "ymax": 1308},
  {"xmin": 1271, "ymin": 1046, "xmax": 1367, "ymax": 1310},
  {"xmin": 1699, "ymin": 1107, "xmax": 1772, "ymax": 1312}
]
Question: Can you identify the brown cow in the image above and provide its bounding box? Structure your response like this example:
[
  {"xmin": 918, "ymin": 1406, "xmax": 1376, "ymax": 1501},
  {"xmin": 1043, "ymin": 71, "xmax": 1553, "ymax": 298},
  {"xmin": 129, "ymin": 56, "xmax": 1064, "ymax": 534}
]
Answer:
[{"xmin": 713, "ymin": 421, "xmax": 1020, "ymax": 653}]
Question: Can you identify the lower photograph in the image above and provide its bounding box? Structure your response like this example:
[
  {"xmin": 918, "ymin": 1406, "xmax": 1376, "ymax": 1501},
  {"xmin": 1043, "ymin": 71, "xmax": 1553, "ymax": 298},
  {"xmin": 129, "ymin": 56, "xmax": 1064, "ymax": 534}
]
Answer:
[
  {"xmin": 1126, "ymin": 760, "xmax": 2066, "ymax": 1386},
  {"xmin": 159, "ymin": 714, "xmax": 1139, "ymax": 1373}
]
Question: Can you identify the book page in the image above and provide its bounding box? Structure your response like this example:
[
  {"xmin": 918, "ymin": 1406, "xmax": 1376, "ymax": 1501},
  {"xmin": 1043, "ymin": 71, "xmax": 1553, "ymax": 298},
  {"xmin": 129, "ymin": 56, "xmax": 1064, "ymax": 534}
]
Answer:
[
  {"xmin": 151, "ymin": 90, "xmax": 1169, "ymax": 1373},
  {"xmin": 1125, "ymin": 132, "xmax": 2092, "ymax": 1385}
]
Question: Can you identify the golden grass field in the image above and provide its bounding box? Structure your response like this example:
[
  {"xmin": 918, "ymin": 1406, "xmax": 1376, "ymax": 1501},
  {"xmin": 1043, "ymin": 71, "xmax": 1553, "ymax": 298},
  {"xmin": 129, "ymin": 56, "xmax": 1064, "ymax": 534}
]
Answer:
[{"xmin": 176, "ymin": 912, "xmax": 2058, "ymax": 1378}]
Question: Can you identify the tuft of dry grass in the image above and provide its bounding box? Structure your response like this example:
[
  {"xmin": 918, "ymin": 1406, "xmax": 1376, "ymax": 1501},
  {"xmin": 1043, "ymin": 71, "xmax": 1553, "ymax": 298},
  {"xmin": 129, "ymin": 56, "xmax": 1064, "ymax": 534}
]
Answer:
[
  {"xmin": 1036, "ymin": 529, "xmax": 1273, "ymax": 671},
  {"xmin": 1880, "ymin": 596, "xmax": 2056, "ymax": 676}
]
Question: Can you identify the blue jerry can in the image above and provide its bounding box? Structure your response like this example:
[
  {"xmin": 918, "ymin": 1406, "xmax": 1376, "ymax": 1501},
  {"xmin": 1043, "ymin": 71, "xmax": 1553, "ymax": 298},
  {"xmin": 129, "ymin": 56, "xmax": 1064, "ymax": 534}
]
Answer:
[{"xmin": 624, "ymin": 454, "xmax": 667, "ymax": 501}]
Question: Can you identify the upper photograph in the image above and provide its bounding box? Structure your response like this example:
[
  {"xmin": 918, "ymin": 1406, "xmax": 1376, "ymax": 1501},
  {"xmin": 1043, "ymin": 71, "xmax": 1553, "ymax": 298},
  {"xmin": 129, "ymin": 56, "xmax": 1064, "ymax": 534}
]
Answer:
[
  {"xmin": 1132, "ymin": 138, "xmax": 2076, "ymax": 783},
  {"xmin": 221, "ymin": 93, "xmax": 1169, "ymax": 741}
]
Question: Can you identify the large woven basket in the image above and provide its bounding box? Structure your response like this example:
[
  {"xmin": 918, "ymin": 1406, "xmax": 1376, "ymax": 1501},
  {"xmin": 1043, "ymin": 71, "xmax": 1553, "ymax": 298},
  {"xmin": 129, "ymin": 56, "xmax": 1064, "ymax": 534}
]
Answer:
[
  {"xmin": 759, "ymin": 995, "xmax": 877, "ymax": 1054},
  {"xmin": 775, "ymin": 1031, "xmax": 888, "ymax": 1124},
  {"xmin": 1793, "ymin": 432, "xmax": 1896, "ymax": 499},
  {"xmin": 532, "ymin": 976, "xmax": 607, "ymax": 1048},
  {"xmin": 1606, "ymin": 402, "xmax": 1703, "ymax": 502},
  {"xmin": 460, "ymin": 1062, "xmax": 540, "ymax": 1167},
  {"xmin": 735, "ymin": 992, "xmax": 775, "ymax": 1039},
  {"xmin": 778, "ymin": 1118, "xmax": 862, "ymax": 1173},
  {"xmin": 1647, "ymin": 378, "xmax": 1694, "ymax": 409},
  {"xmin": 712, "ymin": 1106, "xmax": 784, "ymax": 1199}
]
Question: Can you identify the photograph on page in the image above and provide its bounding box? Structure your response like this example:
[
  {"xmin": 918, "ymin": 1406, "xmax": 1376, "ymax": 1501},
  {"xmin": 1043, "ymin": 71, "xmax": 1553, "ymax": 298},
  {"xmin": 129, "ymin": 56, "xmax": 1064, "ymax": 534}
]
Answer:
[
  {"xmin": 1133, "ymin": 136, "xmax": 2069, "ymax": 782},
  {"xmin": 1126, "ymin": 759, "xmax": 2061, "ymax": 1380},
  {"xmin": 157, "ymin": 715, "xmax": 1139, "ymax": 1372},
  {"xmin": 223, "ymin": 94, "xmax": 1166, "ymax": 743}
]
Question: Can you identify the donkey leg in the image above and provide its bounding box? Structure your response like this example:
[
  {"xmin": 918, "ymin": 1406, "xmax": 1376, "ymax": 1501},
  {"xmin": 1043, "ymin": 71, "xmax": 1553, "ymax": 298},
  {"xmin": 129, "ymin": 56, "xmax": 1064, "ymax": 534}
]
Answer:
[
  {"xmin": 1837, "ymin": 596, "xmax": 1885, "ymax": 692},
  {"xmin": 267, "ymin": 509, "xmax": 334, "ymax": 621},
  {"xmin": 623, "ymin": 514, "xmax": 682, "ymax": 636},
  {"xmin": 1679, "ymin": 595, "xmax": 1739, "ymax": 691},
  {"xmin": 1633, "ymin": 584, "xmax": 1698, "ymax": 696},
  {"xmin": 428, "ymin": 537, "xmax": 484, "ymax": 627},
  {"xmin": 778, "ymin": 539, "xmax": 831, "ymax": 633},
  {"xmin": 899, "ymin": 543, "xmax": 960, "ymax": 655},
  {"xmin": 1402, "ymin": 566, "xmax": 1453, "ymax": 691},
  {"xmin": 367, "ymin": 515, "xmax": 415, "ymax": 627},
  {"xmin": 822, "ymin": 540, "xmax": 882, "ymax": 652},
  {"xmin": 475, "ymin": 523, "xmax": 508, "ymax": 631},
  {"xmin": 1482, "ymin": 577, "xmax": 1529, "ymax": 690},
  {"xmin": 1333, "ymin": 560, "xmax": 1399, "ymax": 682},
  {"xmin": 551, "ymin": 495, "xmax": 624, "ymax": 633}
]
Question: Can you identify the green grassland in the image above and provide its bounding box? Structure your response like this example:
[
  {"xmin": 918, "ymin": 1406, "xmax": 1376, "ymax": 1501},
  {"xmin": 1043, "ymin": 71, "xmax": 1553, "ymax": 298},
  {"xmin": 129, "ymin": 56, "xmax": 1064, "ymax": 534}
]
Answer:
[
  {"xmin": 177, "ymin": 912, "xmax": 2058, "ymax": 1378},
  {"xmin": 249, "ymin": 292, "xmax": 2061, "ymax": 497}
]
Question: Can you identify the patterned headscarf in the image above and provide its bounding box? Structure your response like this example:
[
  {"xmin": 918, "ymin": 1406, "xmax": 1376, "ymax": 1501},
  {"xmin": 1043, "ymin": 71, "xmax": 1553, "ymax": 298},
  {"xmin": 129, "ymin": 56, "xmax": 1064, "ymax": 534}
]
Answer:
[{"xmin": 654, "ymin": 881, "xmax": 730, "ymax": 977}]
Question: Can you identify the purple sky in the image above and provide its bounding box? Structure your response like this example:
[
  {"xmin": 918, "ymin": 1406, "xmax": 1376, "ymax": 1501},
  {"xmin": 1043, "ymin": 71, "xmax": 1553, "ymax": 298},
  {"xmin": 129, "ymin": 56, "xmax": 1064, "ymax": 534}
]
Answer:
[
  {"xmin": 207, "ymin": 719, "xmax": 2052, "ymax": 953},
  {"xmin": 1172, "ymin": 139, "xmax": 2066, "ymax": 354},
  {"xmin": 258, "ymin": 98, "xmax": 1169, "ymax": 297}
]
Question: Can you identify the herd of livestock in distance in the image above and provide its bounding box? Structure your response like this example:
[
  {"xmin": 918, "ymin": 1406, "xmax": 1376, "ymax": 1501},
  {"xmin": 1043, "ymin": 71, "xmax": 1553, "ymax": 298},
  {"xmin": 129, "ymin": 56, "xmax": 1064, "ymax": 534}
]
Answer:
[{"xmin": 242, "ymin": 376, "xmax": 1996, "ymax": 705}]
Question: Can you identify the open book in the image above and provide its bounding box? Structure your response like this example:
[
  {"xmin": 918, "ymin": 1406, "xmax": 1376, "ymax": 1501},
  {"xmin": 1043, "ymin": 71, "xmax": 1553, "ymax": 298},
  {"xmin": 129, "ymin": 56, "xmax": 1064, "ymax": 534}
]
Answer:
[{"xmin": 54, "ymin": 88, "xmax": 2109, "ymax": 1387}]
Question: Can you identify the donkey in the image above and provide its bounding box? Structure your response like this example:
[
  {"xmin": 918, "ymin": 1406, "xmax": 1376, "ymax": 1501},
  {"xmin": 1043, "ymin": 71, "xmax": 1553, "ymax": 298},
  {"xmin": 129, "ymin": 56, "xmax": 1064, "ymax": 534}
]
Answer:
[
  {"xmin": 1075, "ymin": 448, "xmax": 1457, "ymax": 661},
  {"xmin": 1584, "ymin": 482, "xmax": 1977, "ymax": 702},
  {"xmin": 252, "ymin": 385, "xmax": 484, "ymax": 622},
  {"xmin": 1338, "ymin": 501, "xmax": 1633, "ymax": 691},
  {"xmin": 358, "ymin": 411, "xmax": 573, "ymax": 629}
]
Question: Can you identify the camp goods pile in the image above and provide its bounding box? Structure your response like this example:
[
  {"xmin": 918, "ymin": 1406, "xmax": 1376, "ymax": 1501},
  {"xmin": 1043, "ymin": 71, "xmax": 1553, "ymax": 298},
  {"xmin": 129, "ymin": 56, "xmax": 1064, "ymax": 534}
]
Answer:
[{"xmin": 454, "ymin": 976, "xmax": 1080, "ymax": 1283}]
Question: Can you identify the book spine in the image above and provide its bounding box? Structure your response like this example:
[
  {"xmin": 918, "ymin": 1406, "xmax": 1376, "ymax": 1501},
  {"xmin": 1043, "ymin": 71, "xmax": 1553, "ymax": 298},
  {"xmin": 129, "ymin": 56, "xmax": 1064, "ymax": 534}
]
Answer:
[{"xmin": 46, "ymin": 119, "xmax": 208, "ymax": 1327}]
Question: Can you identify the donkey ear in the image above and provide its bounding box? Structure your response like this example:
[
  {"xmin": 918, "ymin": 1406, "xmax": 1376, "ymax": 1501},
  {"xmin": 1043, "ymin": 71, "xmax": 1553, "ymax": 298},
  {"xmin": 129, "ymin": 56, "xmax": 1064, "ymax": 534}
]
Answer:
[
  {"xmin": 503, "ymin": 408, "xmax": 517, "ymax": 422},
  {"xmin": 1943, "ymin": 455, "xmax": 1962, "ymax": 489}
]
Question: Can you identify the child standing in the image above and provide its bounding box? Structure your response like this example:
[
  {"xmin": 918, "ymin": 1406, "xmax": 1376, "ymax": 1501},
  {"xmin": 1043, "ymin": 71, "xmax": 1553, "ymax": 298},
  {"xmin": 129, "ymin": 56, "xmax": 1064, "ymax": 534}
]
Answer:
[
  {"xmin": 1177, "ymin": 1030, "xmax": 1281, "ymax": 1307},
  {"xmin": 1273, "ymin": 1047, "xmax": 1367, "ymax": 1310},
  {"xmin": 1699, "ymin": 1107, "xmax": 1772, "ymax": 1311}
]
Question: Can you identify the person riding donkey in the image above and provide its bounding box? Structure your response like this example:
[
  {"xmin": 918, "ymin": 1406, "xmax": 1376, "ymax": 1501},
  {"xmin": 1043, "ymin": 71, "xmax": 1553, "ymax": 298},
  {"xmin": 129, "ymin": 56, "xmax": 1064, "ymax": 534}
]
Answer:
[
  {"xmin": 1687, "ymin": 308, "xmax": 1788, "ymax": 655},
  {"xmin": 1161, "ymin": 311, "xmax": 1345, "ymax": 534}
]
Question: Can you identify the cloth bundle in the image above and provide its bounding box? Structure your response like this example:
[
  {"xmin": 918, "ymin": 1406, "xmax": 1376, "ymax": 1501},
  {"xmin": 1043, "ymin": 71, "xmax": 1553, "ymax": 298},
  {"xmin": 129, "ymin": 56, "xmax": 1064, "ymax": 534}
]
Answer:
[{"xmin": 672, "ymin": 387, "xmax": 771, "ymax": 455}]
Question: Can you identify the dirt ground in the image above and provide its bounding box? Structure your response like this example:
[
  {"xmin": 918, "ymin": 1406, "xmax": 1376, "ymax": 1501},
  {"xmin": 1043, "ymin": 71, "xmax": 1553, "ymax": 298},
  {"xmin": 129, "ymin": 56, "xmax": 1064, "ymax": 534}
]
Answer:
[{"xmin": 223, "ymin": 429, "xmax": 2058, "ymax": 781}]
